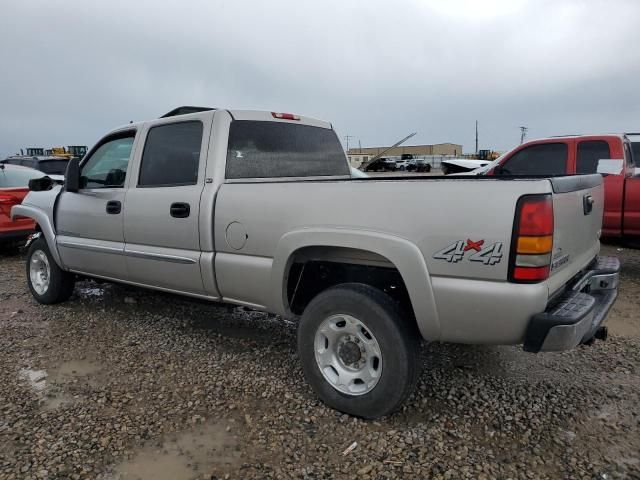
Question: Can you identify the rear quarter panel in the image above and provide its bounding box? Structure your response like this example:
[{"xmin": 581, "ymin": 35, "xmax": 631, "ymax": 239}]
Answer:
[{"xmin": 213, "ymin": 177, "xmax": 555, "ymax": 343}]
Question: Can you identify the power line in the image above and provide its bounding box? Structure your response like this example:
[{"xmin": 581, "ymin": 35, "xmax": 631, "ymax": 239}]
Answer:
[
  {"xmin": 519, "ymin": 126, "xmax": 528, "ymax": 144},
  {"xmin": 343, "ymin": 135, "xmax": 354, "ymax": 152},
  {"xmin": 475, "ymin": 120, "xmax": 479, "ymax": 155}
]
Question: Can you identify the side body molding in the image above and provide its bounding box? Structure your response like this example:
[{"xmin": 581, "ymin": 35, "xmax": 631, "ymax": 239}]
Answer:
[
  {"xmin": 11, "ymin": 204, "xmax": 64, "ymax": 268},
  {"xmin": 270, "ymin": 228, "xmax": 441, "ymax": 340}
]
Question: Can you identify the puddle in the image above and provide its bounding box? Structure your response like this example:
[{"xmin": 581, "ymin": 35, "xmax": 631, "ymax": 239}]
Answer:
[
  {"xmin": 49, "ymin": 359, "xmax": 101, "ymax": 384},
  {"xmin": 78, "ymin": 286, "xmax": 106, "ymax": 298},
  {"xmin": 42, "ymin": 392, "xmax": 74, "ymax": 410},
  {"xmin": 113, "ymin": 422, "xmax": 240, "ymax": 480},
  {"xmin": 20, "ymin": 360, "xmax": 101, "ymax": 410},
  {"xmin": 20, "ymin": 368, "xmax": 48, "ymax": 391}
]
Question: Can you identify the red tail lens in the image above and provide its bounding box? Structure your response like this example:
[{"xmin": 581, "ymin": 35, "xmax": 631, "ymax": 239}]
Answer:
[
  {"xmin": 518, "ymin": 196, "xmax": 553, "ymax": 236},
  {"xmin": 0, "ymin": 194, "xmax": 17, "ymax": 205},
  {"xmin": 510, "ymin": 194, "xmax": 554, "ymax": 283},
  {"xmin": 513, "ymin": 266, "xmax": 550, "ymax": 281},
  {"xmin": 271, "ymin": 112, "xmax": 300, "ymax": 120}
]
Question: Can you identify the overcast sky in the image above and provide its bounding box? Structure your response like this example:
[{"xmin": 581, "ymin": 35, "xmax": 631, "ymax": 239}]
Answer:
[{"xmin": 1, "ymin": 0, "xmax": 639, "ymax": 157}]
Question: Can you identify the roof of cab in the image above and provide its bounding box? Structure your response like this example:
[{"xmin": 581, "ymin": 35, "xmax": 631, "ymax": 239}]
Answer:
[{"xmin": 111, "ymin": 106, "xmax": 333, "ymax": 133}]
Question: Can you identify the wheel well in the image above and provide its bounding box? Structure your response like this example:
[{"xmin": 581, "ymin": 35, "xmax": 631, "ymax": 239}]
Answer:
[{"xmin": 286, "ymin": 246, "xmax": 415, "ymax": 319}]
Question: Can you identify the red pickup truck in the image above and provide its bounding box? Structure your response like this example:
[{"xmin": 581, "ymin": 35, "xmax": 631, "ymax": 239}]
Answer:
[{"xmin": 487, "ymin": 134, "xmax": 640, "ymax": 239}]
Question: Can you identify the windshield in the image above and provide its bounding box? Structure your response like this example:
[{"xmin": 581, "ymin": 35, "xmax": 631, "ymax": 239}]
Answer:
[{"xmin": 472, "ymin": 152, "xmax": 509, "ymax": 175}]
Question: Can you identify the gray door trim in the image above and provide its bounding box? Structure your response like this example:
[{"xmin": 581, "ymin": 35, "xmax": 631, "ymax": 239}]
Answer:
[
  {"xmin": 124, "ymin": 249, "xmax": 197, "ymax": 264},
  {"xmin": 57, "ymin": 240, "xmax": 196, "ymax": 264},
  {"xmin": 57, "ymin": 240, "xmax": 123, "ymax": 255}
]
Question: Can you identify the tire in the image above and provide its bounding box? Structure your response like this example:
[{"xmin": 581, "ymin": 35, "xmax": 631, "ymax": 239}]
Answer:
[
  {"xmin": 400, "ymin": 166, "xmax": 405, "ymax": 171},
  {"xmin": 425, "ymin": 164, "xmax": 432, "ymax": 173},
  {"xmin": 297, "ymin": 283, "xmax": 421, "ymax": 419},
  {"xmin": 26, "ymin": 237, "xmax": 75, "ymax": 304}
]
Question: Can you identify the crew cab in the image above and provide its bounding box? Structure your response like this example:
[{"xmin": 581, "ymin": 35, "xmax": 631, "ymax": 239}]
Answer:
[
  {"xmin": 485, "ymin": 135, "xmax": 639, "ymax": 239},
  {"xmin": 12, "ymin": 107, "xmax": 619, "ymax": 418}
]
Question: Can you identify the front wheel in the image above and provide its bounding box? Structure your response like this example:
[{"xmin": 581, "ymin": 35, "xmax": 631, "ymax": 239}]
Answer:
[
  {"xmin": 297, "ymin": 283, "xmax": 421, "ymax": 419},
  {"xmin": 26, "ymin": 237, "xmax": 75, "ymax": 304}
]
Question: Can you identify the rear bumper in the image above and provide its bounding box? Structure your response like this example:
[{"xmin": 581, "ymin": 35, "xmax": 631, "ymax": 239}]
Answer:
[{"xmin": 523, "ymin": 256, "xmax": 619, "ymax": 353}]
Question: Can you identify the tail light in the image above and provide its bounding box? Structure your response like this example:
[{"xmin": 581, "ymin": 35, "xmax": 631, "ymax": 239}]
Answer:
[
  {"xmin": 0, "ymin": 194, "xmax": 18, "ymax": 205},
  {"xmin": 271, "ymin": 112, "xmax": 300, "ymax": 121},
  {"xmin": 509, "ymin": 194, "xmax": 554, "ymax": 283}
]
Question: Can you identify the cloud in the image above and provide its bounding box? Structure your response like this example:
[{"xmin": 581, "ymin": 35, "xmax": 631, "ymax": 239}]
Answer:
[{"xmin": 1, "ymin": 0, "xmax": 639, "ymax": 157}]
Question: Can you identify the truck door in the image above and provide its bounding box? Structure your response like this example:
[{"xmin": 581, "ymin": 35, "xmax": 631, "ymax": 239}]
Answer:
[
  {"xmin": 56, "ymin": 131, "xmax": 136, "ymax": 279},
  {"xmin": 575, "ymin": 138, "xmax": 621, "ymax": 236},
  {"xmin": 623, "ymin": 140, "xmax": 640, "ymax": 236},
  {"xmin": 122, "ymin": 118, "xmax": 211, "ymax": 295}
]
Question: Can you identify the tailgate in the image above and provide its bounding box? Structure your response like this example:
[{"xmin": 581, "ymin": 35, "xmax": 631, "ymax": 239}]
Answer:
[{"xmin": 547, "ymin": 175, "xmax": 604, "ymax": 295}]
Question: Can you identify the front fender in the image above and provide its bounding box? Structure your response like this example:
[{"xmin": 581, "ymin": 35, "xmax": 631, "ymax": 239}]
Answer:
[
  {"xmin": 270, "ymin": 228, "xmax": 441, "ymax": 341},
  {"xmin": 11, "ymin": 204, "xmax": 64, "ymax": 268}
]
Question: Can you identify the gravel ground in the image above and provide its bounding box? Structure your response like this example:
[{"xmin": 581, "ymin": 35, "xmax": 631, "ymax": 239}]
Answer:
[{"xmin": 0, "ymin": 244, "xmax": 639, "ymax": 480}]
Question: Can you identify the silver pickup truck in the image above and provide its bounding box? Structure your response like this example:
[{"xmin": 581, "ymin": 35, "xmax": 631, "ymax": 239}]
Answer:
[{"xmin": 13, "ymin": 106, "xmax": 619, "ymax": 418}]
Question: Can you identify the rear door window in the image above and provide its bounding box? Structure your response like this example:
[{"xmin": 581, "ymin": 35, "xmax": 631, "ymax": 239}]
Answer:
[
  {"xmin": 499, "ymin": 143, "xmax": 568, "ymax": 175},
  {"xmin": 226, "ymin": 121, "xmax": 349, "ymax": 179},
  {"xmin": 138, "ymin": 121, "xmax": 203, "ymax": 187},
  {"xmin": 576, "ymin": 140, "xmax": 611, "ymax": 174}
]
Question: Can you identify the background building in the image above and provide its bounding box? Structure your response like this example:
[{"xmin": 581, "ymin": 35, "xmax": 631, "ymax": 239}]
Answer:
[{"xmin": 347, "ymin": 143, "xmax": 463, "ymax": 158}]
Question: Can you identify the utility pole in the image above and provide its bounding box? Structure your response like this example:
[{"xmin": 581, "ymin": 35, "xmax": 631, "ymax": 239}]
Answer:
[
  {"xmin": 475, "ymin": 120, "xmax": 478, "ymax": 155},
  {"xmin": 344, "ymin": 135, "xmax": 354, "ymax": 153},
  {"xmin": 358, "ymin": 139, "xmax": 362, "ymax": 153},
  {"xmin": 519, "ymin": 126, "xmax": 528, "ymax": 144}
]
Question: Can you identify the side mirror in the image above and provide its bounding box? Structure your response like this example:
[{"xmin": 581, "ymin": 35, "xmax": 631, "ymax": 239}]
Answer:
[
  {"xmin": 28, "ymin": 176, "xmax": 53, "ymax": 192},
  {"xmin": 65, "ymin": 158, "xmax": 80, "ymax": 192}
]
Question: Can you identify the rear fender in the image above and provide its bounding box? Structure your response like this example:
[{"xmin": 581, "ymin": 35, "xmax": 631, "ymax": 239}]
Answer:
[{"xmin": 271, "ymin": 227, "xmax": 440, "ymax": 340}]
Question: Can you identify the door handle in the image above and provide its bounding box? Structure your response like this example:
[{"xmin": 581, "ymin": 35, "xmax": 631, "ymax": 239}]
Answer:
[
  {"xmin": 583, "ymin": 195, "xmax": 594, "ymax": 215},
  {"xmin": 106, "ymin": 200, "xmax": 122, "ymax": 214},
  {"xmin": 170, "ymin": 202, "xmax": 190, "ymax": 218}
]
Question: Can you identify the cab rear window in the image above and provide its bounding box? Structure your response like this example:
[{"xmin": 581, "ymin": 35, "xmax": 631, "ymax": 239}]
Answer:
[
  {"xmin": 576, "ymin": 140, "xmax": 611, "ymax": 174},
  {"xmin": 225, "ymin": 121, "xmax": 349, "ymax": 179}
]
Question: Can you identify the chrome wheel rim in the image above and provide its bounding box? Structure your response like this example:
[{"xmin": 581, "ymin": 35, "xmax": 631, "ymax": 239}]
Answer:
[
  {"xmin": 314, "ymin": 314, "xmax": 383, "ymax": 396},
  {"xmin": 29, "ymin": 250, "xmax": 50, "ymax": 295}
]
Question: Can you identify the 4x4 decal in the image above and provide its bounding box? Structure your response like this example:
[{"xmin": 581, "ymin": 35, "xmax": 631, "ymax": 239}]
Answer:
[{"xmin": 433, "ymin": 239, "xmax": 503, "ymax": 265}]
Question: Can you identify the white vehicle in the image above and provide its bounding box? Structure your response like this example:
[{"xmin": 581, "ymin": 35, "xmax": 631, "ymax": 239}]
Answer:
[
  {"xmin": 394, "ymin": 159, "xmax": 409, "ymax": 171},
  {"xmin": 441, "ymin": 158, "xmax": 491, "ymax": 175}
]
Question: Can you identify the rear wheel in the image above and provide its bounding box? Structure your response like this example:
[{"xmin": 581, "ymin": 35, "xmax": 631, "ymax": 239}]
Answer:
[
  {"xmin": 297, "ymin": 283, "xmax": 421, "ymax": 419},
  {"xmin": 26, "ymin": 237, "xmax": 75, "ymax": 304}
]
